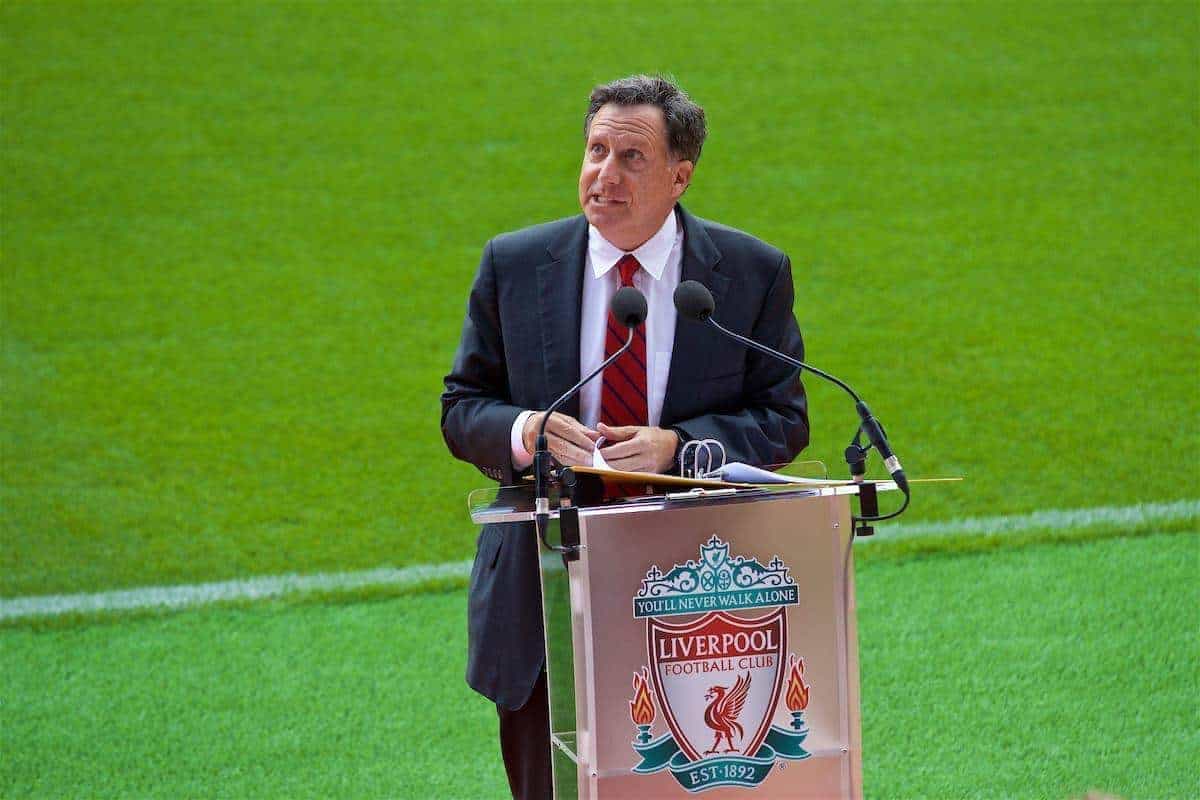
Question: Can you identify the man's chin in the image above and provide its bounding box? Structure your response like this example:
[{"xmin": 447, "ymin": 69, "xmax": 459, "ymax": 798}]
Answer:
[{"xmin": 582, "ymin": 204, "xmax": 627, "ymax": 230}]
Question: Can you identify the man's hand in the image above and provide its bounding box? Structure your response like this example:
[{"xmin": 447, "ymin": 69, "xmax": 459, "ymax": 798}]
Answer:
[
  {"xmin": 596, "ymin": 423, "xmax": 680, "ymax": 474},
  {"xmin": 523, "ymin": 412, "xmax": 600, "ymax": 467}
]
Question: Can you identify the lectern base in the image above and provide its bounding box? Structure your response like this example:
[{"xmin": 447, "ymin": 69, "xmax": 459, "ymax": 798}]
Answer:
[{"xmin": 535, "ymin": 490, "xmax": 864, "ymax": 799}]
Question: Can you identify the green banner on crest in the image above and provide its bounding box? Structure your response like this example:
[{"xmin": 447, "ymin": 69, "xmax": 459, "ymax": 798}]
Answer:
[{"xmin": 632, "ymin": 725, "xmax": 810, "ymax": 793}]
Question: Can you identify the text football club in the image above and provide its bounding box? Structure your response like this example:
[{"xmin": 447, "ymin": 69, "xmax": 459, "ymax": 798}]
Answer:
[{"xmin": 629, "ymin": 535, "xmax": 812, "ymax": 793}]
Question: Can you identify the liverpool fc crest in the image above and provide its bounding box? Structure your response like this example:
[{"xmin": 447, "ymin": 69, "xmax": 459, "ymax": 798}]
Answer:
[{"xmin": 629, "ymin": 536, "xmax": 811, "ymax": 793}]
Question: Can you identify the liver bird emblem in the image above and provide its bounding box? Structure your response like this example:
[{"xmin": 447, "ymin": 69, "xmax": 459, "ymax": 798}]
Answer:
[{"xmin": 702, "ymin": 672, "xmax": 752, "ymax": 754}]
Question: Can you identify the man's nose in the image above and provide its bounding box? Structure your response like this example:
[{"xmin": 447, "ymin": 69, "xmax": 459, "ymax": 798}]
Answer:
[{"xmin": 598, "ymin": 154, "xmax": 620, "ymax": 184}]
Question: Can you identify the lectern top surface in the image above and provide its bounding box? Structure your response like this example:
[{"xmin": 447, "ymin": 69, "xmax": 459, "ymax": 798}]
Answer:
[{"xmin": 467, "ymin": 478, "xmax": 905, "ymax": 526}]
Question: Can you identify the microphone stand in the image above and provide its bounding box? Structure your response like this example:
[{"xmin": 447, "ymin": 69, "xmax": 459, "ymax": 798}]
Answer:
[
  {"xmin": 533, "ymin": 328, "xmax": 636, "ymax": 556},
  {"xmin": 703, "ymin": 317, "xmax": 910, "ymax": 533}
]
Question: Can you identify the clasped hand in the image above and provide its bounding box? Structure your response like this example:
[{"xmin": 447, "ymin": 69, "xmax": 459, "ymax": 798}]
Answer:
[{"xmin": 523, "ymin": 413, "xmax": 678, "ymax": 474}]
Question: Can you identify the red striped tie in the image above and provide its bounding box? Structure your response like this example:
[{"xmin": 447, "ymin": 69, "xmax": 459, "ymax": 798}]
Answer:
[{"xmin": 600, "ymin": 254, "xmax": 649, "ymax": 429}]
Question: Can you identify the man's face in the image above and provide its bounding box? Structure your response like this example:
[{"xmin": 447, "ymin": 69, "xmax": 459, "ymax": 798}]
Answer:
[{"xmin": 579, "ymin": 104, "xmax": 694, "ymax": 251}]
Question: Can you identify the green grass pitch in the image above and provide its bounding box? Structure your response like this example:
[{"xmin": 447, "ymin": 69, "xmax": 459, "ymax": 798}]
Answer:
[
  {"xmin": 2, "ymin": 2, "xmax": 1198, "ymax": 797},
  {"xmin": 3, "ymin": 533, "xmax": 1195, "ymax": 797},
  {"xmin": 2, "ymin": 1, "xmax": 1196, "ymax": 596}
]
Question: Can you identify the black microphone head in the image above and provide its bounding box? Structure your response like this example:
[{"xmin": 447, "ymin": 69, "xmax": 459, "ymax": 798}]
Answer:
[
  {"xmin": 674, "ymin": 280, "xmax": 715, "ymax": 322},
  {"xmin": 611, "ymin": 286, "xmax": 648, "ymax": 328}
]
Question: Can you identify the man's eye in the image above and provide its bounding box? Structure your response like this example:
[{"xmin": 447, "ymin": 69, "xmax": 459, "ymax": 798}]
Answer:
[{"xmin": 590, "ymin": 144, "xmax": 606, "ymax": 156}]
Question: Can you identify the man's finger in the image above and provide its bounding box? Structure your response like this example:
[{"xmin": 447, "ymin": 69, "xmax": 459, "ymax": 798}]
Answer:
[
  {"xmin": 549, "ymin": 412, "xmax": 598, "ymax": 437},
  {"xmin": 548, "ymin": 414, "xmax": 598, "ymax": 452},
  {"xmin": 566, "ymin": 417, "xmax": 601, "ymax": 444},
  {"xmin": 600, "ymin": 427, "xmax": 678, "ymax": 473},
  {"xmin": 550, "ymin": 437, "xmax": 594, "ymax": 466},
  {"xmin": 596, "ymin": 422, "xmax": 639, "ymax": 442},
  {"xmin": 604, "ymin": 452, "xmax": 654, "ymax": 474},
  {"xmin": 598, "ymin": 434, "xmax": 648, "ymax": 461},
  {"xmin": 549, "ymin": 431, "xmax": 595, "ymax": 459}
]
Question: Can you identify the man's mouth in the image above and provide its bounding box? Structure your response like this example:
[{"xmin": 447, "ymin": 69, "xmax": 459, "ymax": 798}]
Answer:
[{"xmin": 590, "ymin": 195, "xmax": 627, "ymax": 206}]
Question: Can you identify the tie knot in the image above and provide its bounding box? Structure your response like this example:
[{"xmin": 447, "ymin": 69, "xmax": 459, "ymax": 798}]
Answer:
[{"xmin": 616, "ymin": 254, "xmax": 641, "ymax": 287}]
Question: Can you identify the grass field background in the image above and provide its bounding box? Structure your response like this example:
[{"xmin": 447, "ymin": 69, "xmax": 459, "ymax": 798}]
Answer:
[
  {"xmin": 3, "ymin": 534, "xmax": 1195, "ymax": 798},
  {"xmin": 2, "ymin": 1, "xmax": 1198, "ymax": 797},
  {"xmin": 3, "ymin": 1, "xmax": 1197, "ymax": 596}
]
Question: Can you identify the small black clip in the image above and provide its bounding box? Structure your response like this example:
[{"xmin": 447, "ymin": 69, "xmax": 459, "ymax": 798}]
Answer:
[
  {"xmin": 845, "ymin": 428, "xmax": 869, "ymax": 479},
  {"xmin": 559, "ymin": 506, "xmax": 581, "ymax": 565},
  {"xmin": 855, "ymin": 481, "xmax": 878, "ymax": 537}
]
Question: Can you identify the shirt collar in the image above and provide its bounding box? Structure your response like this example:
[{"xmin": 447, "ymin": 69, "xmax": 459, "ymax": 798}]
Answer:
[{"xmin": 588, "ymin": 210, "xmax": 678, "ymax": 282}]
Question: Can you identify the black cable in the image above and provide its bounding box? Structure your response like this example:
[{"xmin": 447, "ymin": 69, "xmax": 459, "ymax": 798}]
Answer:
[{"xmin": 854, "ymin": 484, "xmax": 910, "ymax": 524}]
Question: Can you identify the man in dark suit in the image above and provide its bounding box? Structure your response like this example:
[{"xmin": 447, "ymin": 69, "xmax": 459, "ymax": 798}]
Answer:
[{"xmin": 441, "ymin": 75, "xmax": 808, "ymax": 798}]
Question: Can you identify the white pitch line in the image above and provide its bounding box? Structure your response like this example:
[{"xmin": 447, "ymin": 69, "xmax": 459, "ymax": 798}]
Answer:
[
  {"xmin": 0, "ymin": 561, "xmax": 474, "ymax": 622},
  {"xmin": 2, "ymin": 500, "xmax": 1196, "ymax": 622},
  {"xmin": 863, "ymin": 498, "xmax": 1200, "ymax": 542}
]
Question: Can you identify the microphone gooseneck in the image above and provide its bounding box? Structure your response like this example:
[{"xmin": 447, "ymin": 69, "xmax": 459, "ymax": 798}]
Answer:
[
  {"xmin": 672, "ymin": 280, "xmax": 910, "ymax": 523},
  {"xmin": 676, "ymin": 281, "xmax": 863, "ymax": 403},
  {"xmin": 534, "ymin": 286, "xmax": 648, "ymax": 553}
]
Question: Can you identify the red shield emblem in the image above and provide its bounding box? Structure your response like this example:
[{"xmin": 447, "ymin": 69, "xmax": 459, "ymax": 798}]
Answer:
[{"xmin": 646, "ymin": 608, "xmax": 786, "ymax": 762}]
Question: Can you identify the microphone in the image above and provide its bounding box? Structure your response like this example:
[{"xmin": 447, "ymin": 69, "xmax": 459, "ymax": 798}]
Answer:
[
  {"xmin": 672, "ymin": 280, "xmax": 908, "ymax": 497},
  {"xmin": 534, "ymin": 287, "xmax": 648, "ymax": 547},
  {"xmin": 610, "ymin": 285, "xmax": 650, "ymax": 329},
  {"xmin": 673, "ymin": 280, "xmax": 714, "ymax": 322}
]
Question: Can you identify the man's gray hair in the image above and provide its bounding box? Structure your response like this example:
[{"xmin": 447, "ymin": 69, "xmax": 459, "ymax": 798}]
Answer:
[{"xmin": 585, "ymin": 75, "xmax": 707, "ymax": 164}]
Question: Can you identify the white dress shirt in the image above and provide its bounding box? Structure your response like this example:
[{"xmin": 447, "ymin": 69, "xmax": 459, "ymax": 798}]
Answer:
[{"xmin": 510, "ymin": 210, "xmax": 684, "ymax": 468}]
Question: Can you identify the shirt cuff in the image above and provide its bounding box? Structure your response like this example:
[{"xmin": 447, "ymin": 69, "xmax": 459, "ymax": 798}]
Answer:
[{"xmin": 510, "ymin": 410, "xmax": 536, "ymax": 471}]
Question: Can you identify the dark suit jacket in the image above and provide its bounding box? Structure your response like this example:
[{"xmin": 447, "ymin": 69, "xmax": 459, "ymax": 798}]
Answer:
[{"xmin": 440, "ymin": 205, "xmax": 808, "ymax": 710}]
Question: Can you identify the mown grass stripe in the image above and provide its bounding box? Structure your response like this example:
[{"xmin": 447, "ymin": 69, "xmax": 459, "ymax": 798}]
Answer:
[
  {"xmin": 2, "ymin": 499, "xmax": 1196, "ymax": 621},
  {"xmin": 865, "ymin": 498, "xmax": 1200, "ymax": 541},
  {"xmin": 0, "ymin": 561, "xmax": 474, "ymax": 621}
]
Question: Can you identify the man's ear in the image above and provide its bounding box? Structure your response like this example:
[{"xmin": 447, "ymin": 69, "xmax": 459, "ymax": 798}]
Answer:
[{"xmin": 672, "ymin": 160, "xmax": 695, "ymax": 199}]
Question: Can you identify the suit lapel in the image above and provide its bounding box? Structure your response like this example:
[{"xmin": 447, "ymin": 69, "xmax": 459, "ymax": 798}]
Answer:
[
  {"xmin": 662, "ymin": 206, "xmax": 728, "ymax": 424},
  {"xmin": 537, "ymin": 216, "xmax": 588, "ymax": 418}
]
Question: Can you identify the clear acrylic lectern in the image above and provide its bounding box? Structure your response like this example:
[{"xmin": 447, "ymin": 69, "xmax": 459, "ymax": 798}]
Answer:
[{"xmin": 471, "ymin": 478, "xmax": 879, "ymax": 799}]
